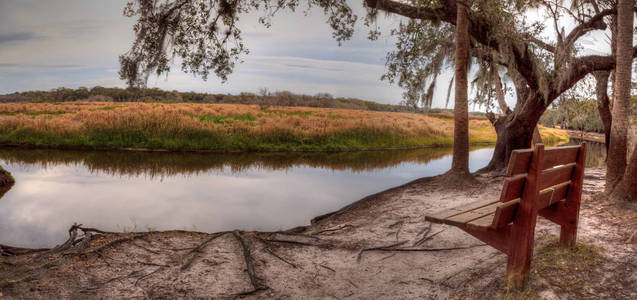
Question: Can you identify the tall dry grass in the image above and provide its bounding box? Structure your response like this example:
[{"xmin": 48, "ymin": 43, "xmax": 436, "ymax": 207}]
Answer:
[{"xmin": 0, "ymin": 102, "xmax": 566, "ymax": 151}]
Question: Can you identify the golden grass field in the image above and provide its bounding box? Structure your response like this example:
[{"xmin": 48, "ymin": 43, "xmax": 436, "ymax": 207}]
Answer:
[{"xmin": 0, "ymin": 102, "xmax": 569, "ymax": 151}]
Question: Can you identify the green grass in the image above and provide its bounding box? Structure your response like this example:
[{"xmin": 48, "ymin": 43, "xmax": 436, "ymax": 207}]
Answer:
[
  {"xmin": 96, "ymin": 105, "xmax": 124, "ymax": 111},
  {"xmin": 263, "ymin": 109, "xmax": 314, "ymax": 118},
  {"xmin": 188, "ymin": 113, "xmax": 257, "ymax": 124},
  {"xmin": 0, "ymin": 110, "xmax": 71, "ymax": 116},
  {"xmin": 0, "ymin": 126, "xmax": 459, "ymax": 151},
  {"xmin": 497, "ymin": 236, "xmax": 606, "ymax": 299},
  {"xmin": 327, "ymin": 112, "xmax": 346, "ymax": 120}
]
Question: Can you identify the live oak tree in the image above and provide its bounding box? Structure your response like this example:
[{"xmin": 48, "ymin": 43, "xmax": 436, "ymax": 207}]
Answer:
[
  {"xmin": 120, "ymin": 0, "xmax": 634, "ymax": 173},
  {"xmin": 363, "ymin": 0, "xmax": 637, "ymax": 171}
]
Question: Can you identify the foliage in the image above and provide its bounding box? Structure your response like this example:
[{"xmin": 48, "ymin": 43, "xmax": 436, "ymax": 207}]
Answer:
[
  {"xmin": 382, "ymin": 19, "xmax": 455, "ymax": 111},
  {"xmin": 540, "ymin": 98, "xmax": 604, "ymax": 132},
  {"xmin": 119, "ymin": 0, "xmax": 356, "ymax": 86}
]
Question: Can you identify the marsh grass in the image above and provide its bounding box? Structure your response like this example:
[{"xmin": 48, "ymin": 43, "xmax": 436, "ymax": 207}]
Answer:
[{"xmin": 0, "ymin": 102, "xmax": 567, "ymax": 151}]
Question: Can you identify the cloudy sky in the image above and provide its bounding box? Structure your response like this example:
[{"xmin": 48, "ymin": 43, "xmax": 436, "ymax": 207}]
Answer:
[
  {"xmin": 0, "ymin": 0, "xmax": 418, "ymax": 105},
  {"xmin": 0, "ymin": 1, "xmax": 612, "ymax": 107}
]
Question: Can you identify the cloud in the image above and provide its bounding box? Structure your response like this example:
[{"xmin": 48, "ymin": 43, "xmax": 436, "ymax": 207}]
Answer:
[
  {"xmin": 0, "ymin": 63, "xmax": 86, "ymax": 70},
  {"xmin": 0, "ymin": 32, "xmax": 42, "ymax": 45}
]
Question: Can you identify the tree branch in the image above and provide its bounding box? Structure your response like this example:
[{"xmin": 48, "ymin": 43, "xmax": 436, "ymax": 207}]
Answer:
[{"xmin": 563, "ymin": 8, "xmax": 614, "ymax": 49}]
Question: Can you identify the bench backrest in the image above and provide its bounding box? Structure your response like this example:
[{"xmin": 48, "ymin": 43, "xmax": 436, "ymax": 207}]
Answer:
[{"xmin": 490, "ymin": 143, "xmax": 587, "ymax": 228}]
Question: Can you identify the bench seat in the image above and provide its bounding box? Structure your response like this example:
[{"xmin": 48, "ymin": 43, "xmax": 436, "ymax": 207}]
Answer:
[{"xmin": 426, "ymin": 178, "xmax": 571, "ymax": 231}]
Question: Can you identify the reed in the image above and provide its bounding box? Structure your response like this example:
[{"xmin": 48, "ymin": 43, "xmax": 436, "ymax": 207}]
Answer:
[{"xmin": 0, "ymin": 102, "xmax": 568, "ymax": 151}]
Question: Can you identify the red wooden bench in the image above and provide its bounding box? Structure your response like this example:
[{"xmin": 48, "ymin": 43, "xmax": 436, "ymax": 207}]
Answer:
[{"xmin": 425, "ymin": 143, "xmax": 586, "ymax": 289}]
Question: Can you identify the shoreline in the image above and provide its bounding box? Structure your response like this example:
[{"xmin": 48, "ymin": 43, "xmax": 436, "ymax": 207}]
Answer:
[
  {"xmin": 2, "ymin": 167, "xmax": 633, "ymax": 299},
  {"xmin": 0, "ymin": 141, "xmax": 497, "ymax": 154}
]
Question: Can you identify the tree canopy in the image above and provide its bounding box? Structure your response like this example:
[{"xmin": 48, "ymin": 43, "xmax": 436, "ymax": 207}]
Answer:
[
  {"xmin": 120, "ymin": 0, "xmax": 636, "ymax": 170},
  {"xmin": 119, "ymin": 0, "xmax": 357, "ymax": 87}
]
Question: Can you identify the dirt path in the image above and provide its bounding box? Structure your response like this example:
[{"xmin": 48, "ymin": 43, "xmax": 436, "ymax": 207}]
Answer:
[{"xmin": 1, "ymin": 168, "xmax": 635, "ymax": 299}]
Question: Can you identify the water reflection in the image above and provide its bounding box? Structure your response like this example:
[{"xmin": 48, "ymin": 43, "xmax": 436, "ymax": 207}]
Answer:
[
  {"xmin": 0, "ymin": 147, "xmax": 494, "ymax": 248},
  {"xmin": 566, "ymin": 139, "xmax": 606, "ymax": 167}
]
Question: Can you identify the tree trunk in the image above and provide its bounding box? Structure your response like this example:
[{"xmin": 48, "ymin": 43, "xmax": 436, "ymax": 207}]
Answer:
[
  {"xmin": 593, "ymin": 71, "xmax": 613, "ymax": 152},
  {"xmin": 611, "ymin": 143, "xmax": 637, "ymax": 201},
  {"xmin": 450, "ymin": 0, "xmax": 470, "ymax": 175},
  {"xmin": 480, "ymin": 116, "xmax": 536, "ymax": 172},
  {"xmin": 606, "ymin": 0, "xmax": 633, "ymax": 192}
]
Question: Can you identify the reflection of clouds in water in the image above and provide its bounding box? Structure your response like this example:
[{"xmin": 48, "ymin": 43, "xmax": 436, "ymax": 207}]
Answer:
[{"xmin": 0, "ymin": 147, "xmax": 494, "ymax": 248}]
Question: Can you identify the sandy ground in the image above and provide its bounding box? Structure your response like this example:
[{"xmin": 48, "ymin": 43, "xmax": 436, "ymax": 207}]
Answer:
[{"xmin": 0, "ymin": 167, "xmax": 635, "ymax": 299}]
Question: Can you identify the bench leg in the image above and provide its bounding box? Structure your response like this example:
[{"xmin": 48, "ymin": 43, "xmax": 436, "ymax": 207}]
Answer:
[
  {"xmin": 559, "ymin": 213, "xmax": 579, "ymax": 248},
  {"xmin": 506, "ymin": 217, "xmax": 537, "ymax": 290},
  {"xmin": 505, "ymin": 239, "xmax": 534, "ymax": 289}
]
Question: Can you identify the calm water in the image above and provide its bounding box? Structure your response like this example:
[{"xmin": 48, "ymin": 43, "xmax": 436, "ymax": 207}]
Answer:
[
  {"xmin": 0, "ymin": 147, "xmax": 495, "ymax": 248},
  {"xmin": 0, "ymin": 141, "xmax": 604, "ymax": 248}
]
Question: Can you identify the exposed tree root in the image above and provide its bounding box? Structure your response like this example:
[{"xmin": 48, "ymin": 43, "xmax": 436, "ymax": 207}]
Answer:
[
  {"xmin": 232, "ymin": 231, "xmax": 269, "ymax": 296},
  {"xmin": 414, "ymin": 228, "xmax": 445, "ymax": 247},
  {"xmin": 389, "ymin": 219, "xmax": 405, "ymax": 240},
  {"xmin": 318, "ymin": 264, "xmax": 336, "ymax": 273},
  {"xmin": 357, "ymin": 241, "xmax": 487, "ymax": 262},
  {"xmin": 0, "ymin": 245, "xmax": 48, "ymax": 257},
  {"xmin": 263, "ymin": 247, "xmax": 298, "ymax": 269},
  {"xmin": 180, "ymin": 231, "xmax": 228, "ymax": 270},
  {"xmin": 413, "ymin": 223, "xmax": 433, "ymax": 246},
  {"xmin": 312, "ymin": 224, "xmax": 354, "ymax": 235}
]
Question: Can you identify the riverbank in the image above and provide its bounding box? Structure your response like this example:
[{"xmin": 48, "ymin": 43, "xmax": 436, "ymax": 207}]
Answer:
[
  {"xmin": 565, "ymin": 129, "xmax": 606, "ymax": 143},
  {"xmin": 1, "ymin": 167, "xmax": 634, "ymax": 299},
  {"xmin": 0, "ymin": 102, "xmax": 568, "ymax": 152}
]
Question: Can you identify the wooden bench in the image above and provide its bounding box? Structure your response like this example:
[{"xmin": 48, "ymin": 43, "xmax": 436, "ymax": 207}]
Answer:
[{"xmin": 425, "ymin": 143, "xmax": 586, "ymax": 289}]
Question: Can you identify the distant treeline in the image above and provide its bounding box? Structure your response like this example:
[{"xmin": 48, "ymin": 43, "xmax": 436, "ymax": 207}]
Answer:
[
  {"xmin": 539, "ymin": 96, "xmax": 637, "ymax": 132},
  {"xmin": 0, "ymin": 87, "xmax": 417, "ymax": 113}
]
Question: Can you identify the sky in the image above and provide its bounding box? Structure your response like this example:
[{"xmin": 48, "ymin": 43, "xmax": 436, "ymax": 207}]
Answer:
[
  {"xmin": 0, "ymin": 0, "xmax": 415, "ymax": 105},
  {"xmin": 0, "ymin": 0, "xmax": 612, "ymax": 107}
]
